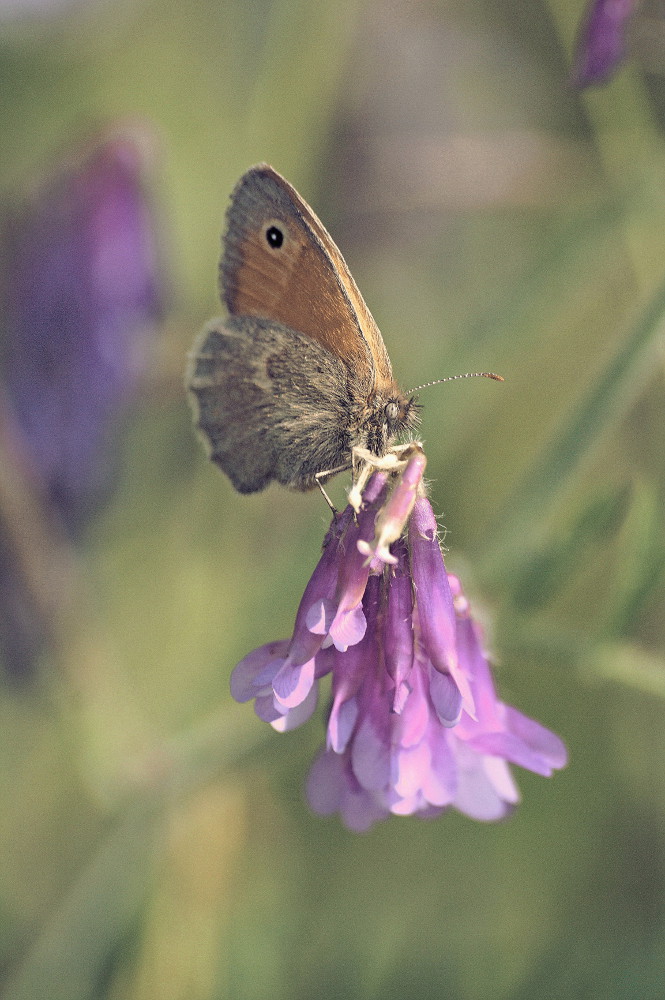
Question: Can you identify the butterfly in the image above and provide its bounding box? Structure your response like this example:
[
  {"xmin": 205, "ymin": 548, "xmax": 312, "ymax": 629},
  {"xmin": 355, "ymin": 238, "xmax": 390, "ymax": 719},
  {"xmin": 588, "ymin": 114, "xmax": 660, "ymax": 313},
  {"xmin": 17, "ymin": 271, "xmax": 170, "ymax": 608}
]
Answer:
[{"xmin": 186, "ymin": 164, "xmax": 419, "ymax": 495}]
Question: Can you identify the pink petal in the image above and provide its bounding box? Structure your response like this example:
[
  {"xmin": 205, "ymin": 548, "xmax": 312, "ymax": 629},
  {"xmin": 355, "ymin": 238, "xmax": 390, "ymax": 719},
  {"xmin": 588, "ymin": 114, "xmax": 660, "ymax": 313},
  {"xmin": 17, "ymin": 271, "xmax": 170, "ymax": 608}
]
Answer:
[
  {"xmin": 484, "ymin": 755, "xmax": 521, "ymax": 804},
  {"xmin": 391, "ymin": 679, "xmax": 411, "ymax": 715},
  {"xmin": 389, "ymin": 792, "xmax": 426, "ymax": 816},
  {"xmin": 341, "ymin": 788, "xmax": 388, "ymax": 832},
  {"xmin": 272, "ymin": 682, "xmax": 318, "ymax": 732},
  {"xmin": 429, "ymin": 668, "xmax": 463, "ymax": 727},
  {"xmin": 394, "ymin": 742, "xmax": 431, "ymax": 798},
  {"xmin": 305, "ymin": 597, "xmax": 336, "ymax": 635},
  {"xmin": 384, "ymin": 542, "xmax": 415, "ymax": 693},
  {"xmin": 452, "ymin": 742, "xmax": 517, "ymax": 821},
  {"xmin": 410, "ymin": 500, "xmax": 475, "ymax": 716},
  {"xmin": 254, "ymin": 694, "xmax": 283, "ymax": 723},
  {"xmin": 422, "ymin": 729, "xmax": 457, "ymax": 807},
  {"xmin": 229, "ymin": 640, "xmax": 288, "ymax": 702},
  {"xmin": 328, "ymin": 694, "xmax": 359, "ymax": 753},
  {"xmin": 464, "ymin": 730, "xmax": 558, "ymax": 777},
  {"xmin": 505, "ymin": 706, "xmax": 568, "ymax": 769},
  {"xmin": 272, "ymin": 657, "xmax": 316, "ymax": 708},
  {"xmin": 326, "ymin": 604, "xmax": 367, "ymax": 652},
  {"xmin": 454, "ymin": 617, "xmax": 498, "ymax": 725},
  {"xmin": 395, "ymin": 669, "xmax": 429, "ymax": 747},
  {"xmin": 351, "ymin": 715, "xmax": 390, "ymax": 792}
]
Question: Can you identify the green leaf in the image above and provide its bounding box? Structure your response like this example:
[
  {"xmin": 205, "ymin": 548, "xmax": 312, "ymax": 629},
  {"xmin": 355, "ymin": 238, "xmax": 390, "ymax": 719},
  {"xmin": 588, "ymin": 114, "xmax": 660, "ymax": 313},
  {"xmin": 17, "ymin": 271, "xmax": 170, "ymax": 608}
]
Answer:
[
  {"xmin": 508, "ymin": 483, "xmax": 631, "ymax": 612},
  {"xmin": 484, "ymin": 275, "xmax": 665, "ymax": 586},
  {"xmin": 600, "ymin": 477, "xmax": 665, "ymax": 637}
]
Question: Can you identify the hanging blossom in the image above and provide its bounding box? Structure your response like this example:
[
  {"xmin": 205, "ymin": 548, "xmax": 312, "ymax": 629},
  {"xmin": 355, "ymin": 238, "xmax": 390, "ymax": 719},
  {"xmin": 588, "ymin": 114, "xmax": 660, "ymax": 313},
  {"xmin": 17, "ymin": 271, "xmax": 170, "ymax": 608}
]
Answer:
[
  {"xmin": 231, "ymin": 446, "xmax": 567, "ymax": 832},
  {"xmin": 571, "ymin": 0, "xmax": 638, "ymax": 87}
]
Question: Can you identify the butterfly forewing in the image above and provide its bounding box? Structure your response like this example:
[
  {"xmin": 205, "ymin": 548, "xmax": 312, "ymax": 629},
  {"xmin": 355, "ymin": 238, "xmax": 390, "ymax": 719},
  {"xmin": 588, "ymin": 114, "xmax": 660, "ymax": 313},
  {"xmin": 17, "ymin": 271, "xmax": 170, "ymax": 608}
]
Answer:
[{"xmin": 221, "ymin": 165, "xmax": 396, "ymax": 396}]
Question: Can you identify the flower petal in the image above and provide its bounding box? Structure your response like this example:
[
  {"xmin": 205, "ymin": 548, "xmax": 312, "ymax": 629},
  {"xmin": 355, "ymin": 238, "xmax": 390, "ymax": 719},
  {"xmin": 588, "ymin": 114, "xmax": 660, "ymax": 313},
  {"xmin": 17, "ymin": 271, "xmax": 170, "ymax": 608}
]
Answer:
[
  {"xmin": 394, "ymin": 741, "xmax": 431, "ymax": 799},
  {"xmin": 341, "ymin": 787, "xmax": 388, "ymax": 833},
  {"xmin": 465, "ymin": 730, "xmax": 559, "ymax": 777},
  {"xmin": 307, "ymin": 749, "xmax": 388, "ymax": 832},
  {"xmin": 452, "ymin": 742, "xmax": 518, "ymax": 821},
  {"xmin": 326, "ymin": 604, "xmax": 367, "ymax": 652},
  {"xmin": 352, "ymin": 714, "xmax": 390, "ymax": 792},
  {"xmin": 328, "ymin": 693, "xmax": 359, "ymax": 753},
  {"xmin": 505, "ymin": 706, "xmax": 569, "ymax": 770},
  {"xmin": 429, "ymin": 668, "xmax": 463, "ymax": 728},
  {"xmin": 272, "ymin": 681, "xmax": 319, "ymax": 732},
  {"xmin": 272, "ymin": 656, "xmax": 316, "ymax": 708},
  {"xmin": 383, "ymin": 540, "xmax": 415, "ymax": 698},
  {"xmin": 394, "ymin": 662, "xmax": 430, "ymax": 746},
  {"xmin": 284, "ymin": 510, "xmax": 353, "ymax": 667},
  {"xmin": 358, "ymin": 447, "xmax": 426, "ymax": 564},
  {"xmin": 229, "ymin": 640, "xmax": 288, "ymax": 702},
  {"xmin": 422, "ymin": 728, "xmax": 457, "ymax": 807},
  {"xmin": 410, "ymin": 498, "xmax": 475, "ymax": 715},
  {"xmin": 254, "ymin": 694, "xmax": 283, "ymax": 723}
]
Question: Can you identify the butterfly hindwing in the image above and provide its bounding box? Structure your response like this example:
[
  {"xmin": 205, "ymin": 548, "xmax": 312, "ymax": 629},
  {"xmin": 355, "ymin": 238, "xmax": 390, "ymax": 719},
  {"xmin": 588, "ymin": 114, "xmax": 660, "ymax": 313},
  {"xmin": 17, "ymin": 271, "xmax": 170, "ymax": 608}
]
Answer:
[{"xmin": 187, "ymin": 315, "xmax": 355, "ymax": 492}]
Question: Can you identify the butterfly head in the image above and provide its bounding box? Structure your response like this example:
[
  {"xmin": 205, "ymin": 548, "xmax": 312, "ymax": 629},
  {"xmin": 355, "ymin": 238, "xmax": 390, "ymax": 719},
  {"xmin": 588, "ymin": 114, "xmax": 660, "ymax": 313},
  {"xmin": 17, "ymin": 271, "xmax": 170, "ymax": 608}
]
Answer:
[
  {"xmin": 386, "ymin": 393, "xmax": 419, "ymax": 438},
  {"xmin": 360, "ymin": 388, "xmax": 420, "ymax": 457}
]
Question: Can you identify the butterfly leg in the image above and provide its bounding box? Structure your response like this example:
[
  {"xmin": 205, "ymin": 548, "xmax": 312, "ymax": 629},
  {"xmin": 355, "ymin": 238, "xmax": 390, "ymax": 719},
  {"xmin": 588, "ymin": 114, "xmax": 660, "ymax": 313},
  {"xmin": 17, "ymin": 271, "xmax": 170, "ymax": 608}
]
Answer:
[
  {"xmin": 348, "ymin": 450, "xmax": 377, "ymax": 513},
  {"xmin": 349, "ymin": 446, "xmax": 404, "ymax": 511},
  {"xmin": 314, "ymin": 463, "xmax": 351, "ymax": 515}
]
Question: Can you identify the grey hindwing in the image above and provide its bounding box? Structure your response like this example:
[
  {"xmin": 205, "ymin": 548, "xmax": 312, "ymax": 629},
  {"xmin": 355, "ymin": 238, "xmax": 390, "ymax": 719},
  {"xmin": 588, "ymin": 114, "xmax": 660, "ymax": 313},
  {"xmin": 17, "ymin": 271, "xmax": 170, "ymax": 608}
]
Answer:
[{"xmin": 187, "ymin": 315, "xmax": 354, "ymax": 492}]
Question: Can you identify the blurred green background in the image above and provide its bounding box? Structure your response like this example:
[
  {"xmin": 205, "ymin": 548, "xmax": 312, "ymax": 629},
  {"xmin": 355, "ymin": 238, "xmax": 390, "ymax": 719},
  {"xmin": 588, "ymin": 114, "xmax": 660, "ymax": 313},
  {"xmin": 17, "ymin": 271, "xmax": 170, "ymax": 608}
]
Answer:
[{"xmin": 2, "ymin": 0, "xmax": 665, "ymax": 997}]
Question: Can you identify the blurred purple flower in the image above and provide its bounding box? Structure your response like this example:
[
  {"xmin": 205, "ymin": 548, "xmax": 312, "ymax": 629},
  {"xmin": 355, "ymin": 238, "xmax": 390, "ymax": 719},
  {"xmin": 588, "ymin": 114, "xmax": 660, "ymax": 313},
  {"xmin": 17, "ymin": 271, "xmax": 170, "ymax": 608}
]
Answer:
[
  {"xmin": 231, "ymin": 447, "xmax": 567, "ymax": 832},
  {"xmin": 572, "ymin": 0, "xmax": 637, "ymax": 87},
  {"xmin": 1, "ymin": 127, "xmax": 163, "ymax": 530},
  {"xmin": 0, "ymin": 127, "xmax": 163, "ymax": 680}
]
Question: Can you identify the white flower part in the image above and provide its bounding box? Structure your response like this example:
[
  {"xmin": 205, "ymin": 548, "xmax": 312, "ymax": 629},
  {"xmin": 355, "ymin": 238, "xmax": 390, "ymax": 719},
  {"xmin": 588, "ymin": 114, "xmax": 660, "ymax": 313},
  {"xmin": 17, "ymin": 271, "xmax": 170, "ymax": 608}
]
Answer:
[
  {"xmin": 357, "ymin": 536, "xmax": 398, "ymax": 566},
  {"xmin": 348, "ymin": 443, "xmax": 418, "ymax": 512},
  {"xmin": 354, "ymin": 443, "xmax": 426, "ymax": 563}
]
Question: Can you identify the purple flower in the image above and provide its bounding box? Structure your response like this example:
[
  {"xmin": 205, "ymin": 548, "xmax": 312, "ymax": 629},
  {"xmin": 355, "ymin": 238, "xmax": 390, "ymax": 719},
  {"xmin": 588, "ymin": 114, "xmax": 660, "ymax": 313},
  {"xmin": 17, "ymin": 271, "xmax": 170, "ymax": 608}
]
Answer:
[
  {"xmin": 231, "ymin": 446, "xmax": 567, "ymax": 832},
  {"xmin": 1, "ymin": 126, "xmax": 163, "ymax": 530},
  {"xmin": 572, "ymin": 0, "xmax": 637, "ymax": 87},
  {"xmin": 0, "ymin": 126, "xmax": 163, "ymax": 680}
]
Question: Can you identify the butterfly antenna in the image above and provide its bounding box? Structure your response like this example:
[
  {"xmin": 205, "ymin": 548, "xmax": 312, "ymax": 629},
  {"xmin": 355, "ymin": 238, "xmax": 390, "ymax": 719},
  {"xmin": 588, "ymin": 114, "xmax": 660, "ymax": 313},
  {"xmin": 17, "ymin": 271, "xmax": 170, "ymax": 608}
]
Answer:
[{"xmin": 407, "ymin": 372, "xmax": 504, "ymax": 394}]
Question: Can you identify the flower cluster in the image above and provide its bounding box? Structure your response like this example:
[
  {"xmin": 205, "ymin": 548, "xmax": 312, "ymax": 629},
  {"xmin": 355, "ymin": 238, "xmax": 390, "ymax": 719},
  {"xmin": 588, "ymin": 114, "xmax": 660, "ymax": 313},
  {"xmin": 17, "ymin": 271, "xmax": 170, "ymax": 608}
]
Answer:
[{"xmin": 231, "ymin": 447, "xmax": 567, "ymax": 831}]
